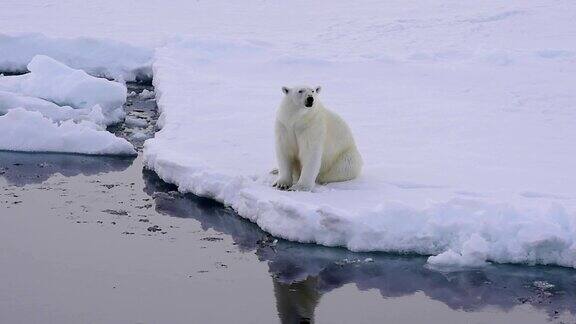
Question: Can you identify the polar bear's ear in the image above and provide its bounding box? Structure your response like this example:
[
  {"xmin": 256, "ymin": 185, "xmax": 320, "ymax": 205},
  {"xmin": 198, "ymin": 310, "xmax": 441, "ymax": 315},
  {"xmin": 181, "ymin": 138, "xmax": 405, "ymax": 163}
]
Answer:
[
  {"xmin": 282, "ymin": 86, "xmax": 290, "ymax": 95},
  {"xmin": 315, "ymin": 86, "xmax": 322, "ymax": 94}
]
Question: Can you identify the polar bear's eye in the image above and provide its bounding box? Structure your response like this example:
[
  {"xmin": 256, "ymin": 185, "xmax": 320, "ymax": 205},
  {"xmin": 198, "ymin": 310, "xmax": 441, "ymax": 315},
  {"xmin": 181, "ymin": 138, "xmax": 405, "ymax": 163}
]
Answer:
[{"xmin": 298, "ymin": 90, "xmax": 303, "ymax": 94}]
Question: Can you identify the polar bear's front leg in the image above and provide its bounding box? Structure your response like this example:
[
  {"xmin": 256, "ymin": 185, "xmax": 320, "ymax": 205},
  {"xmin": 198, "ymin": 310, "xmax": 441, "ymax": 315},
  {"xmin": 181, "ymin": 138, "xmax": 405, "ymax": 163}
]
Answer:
[
  {"xmin": 274, "ymin": 150, "xmax": 294, "ymax": 190},
  {"xmin": 291, "ymin": 143, "xmax": 323, "ymax": 192},
  {"xmin": 274, "ymin": 122, "xmax": 294, "ymax": 190}
]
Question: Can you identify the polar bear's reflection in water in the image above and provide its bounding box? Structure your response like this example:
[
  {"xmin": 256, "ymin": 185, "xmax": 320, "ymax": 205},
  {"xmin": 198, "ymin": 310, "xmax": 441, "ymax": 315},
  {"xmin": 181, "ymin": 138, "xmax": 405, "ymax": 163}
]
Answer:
[
  {"xmin": 274, "ymin": 276, "xmax": 320, "ymax": 324},
  {"xmin": 143, "ymin": 169, "xmax": 576, "ymax": 324}
]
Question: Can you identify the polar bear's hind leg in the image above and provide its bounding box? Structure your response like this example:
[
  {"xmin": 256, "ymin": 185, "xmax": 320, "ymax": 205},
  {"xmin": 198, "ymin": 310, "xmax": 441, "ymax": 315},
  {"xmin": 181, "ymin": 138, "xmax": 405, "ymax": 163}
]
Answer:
[{"xmin": 317, "ymin": 149, "xmax": 362, "ymax": 184}]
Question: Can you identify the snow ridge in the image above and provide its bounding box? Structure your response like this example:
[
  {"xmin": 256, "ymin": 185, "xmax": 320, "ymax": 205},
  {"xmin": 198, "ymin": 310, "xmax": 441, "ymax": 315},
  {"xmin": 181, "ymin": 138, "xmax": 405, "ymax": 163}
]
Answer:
[
  {"xmin": 0, "ymin": 55, "xmax": 135, "ymax": 156},
  {"xmin": 0, "ymin": 33, "xmax": 153, "ymax": 81}
]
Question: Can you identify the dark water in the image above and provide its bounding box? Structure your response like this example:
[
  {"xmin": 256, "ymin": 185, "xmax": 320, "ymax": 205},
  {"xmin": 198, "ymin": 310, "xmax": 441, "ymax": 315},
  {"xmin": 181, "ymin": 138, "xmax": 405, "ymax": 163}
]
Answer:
[
  {"xmin": 144, "ymin": 168, "xmax": 576, "ymax": 323},
  {"xmin": 1, "ymin": 83, "xmax": 576, "ymax": 324},
  {"xmin": 2, "ymin": 152, "xmax": 576, "ymax": 324},
  {"xmin": 107, "ymin": 81, "xmax": 158, "ymax": 151}
]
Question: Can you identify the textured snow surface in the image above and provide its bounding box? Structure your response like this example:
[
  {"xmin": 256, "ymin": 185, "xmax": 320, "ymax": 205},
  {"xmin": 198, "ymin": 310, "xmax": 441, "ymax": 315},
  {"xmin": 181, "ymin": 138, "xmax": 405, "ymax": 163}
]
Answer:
[
  {"xmin": 0, "ymin": 55, "xmax": 127, "ymax": 124},
  {"xmin": 0, "ymin": 33, "xmax": 152, "ymax": 81},
  {"xmin": 0, "ymin": 90, "xmax": 100, "ymax": 123},
  {"xmin": 2, "ymin": 0, "xmax": 576, "ymax": 267},
  {"xmin": 0, "ymin": 55, "xmax": 134, "ymax": 155},
  {"xmin": 143, "ymin": 0, "xmax": 576, "ymax": 268},
  {"xmin": 0, "ymin": 108, "xmax": 135, "ymax": 155},
  {"xmin": 144, "ymin": 37, "xmax": 576, "ymax": 268}
]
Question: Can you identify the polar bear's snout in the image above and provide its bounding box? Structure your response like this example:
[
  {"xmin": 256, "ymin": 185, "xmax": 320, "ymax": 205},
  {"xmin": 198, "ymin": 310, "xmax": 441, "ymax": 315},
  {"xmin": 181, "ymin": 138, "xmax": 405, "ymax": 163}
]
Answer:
[{"xmin": 305, "ymin": 96, "xmax": 314, "ymax": 107}]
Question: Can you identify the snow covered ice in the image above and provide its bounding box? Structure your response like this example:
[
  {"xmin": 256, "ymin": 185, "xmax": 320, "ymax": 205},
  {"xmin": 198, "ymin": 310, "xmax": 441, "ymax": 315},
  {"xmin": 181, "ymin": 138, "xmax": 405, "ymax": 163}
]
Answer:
[
  {"xmin": 144, "ymin": 36, "xmax": 576, "ymax": 269},
  {"xmin": 0, "ymin": 55, "xmax": 135, "ymax": 155},
  {"xmin": 0, "ymin": 55, "xmax": 127, "ymax": 125},
  {"xmin": 139, "ymin": 89, "xmax": 155, "ymax": 100},
  {"xmin": 0, "ymin": 33, "xmax": 153, "ymax": 81},
  {"xmin": 0, "ymin": 90, "xmax": 98, "ymax": 123},
  {"xmin": 2, "ymin": 0, "xmax": 576, "ymax": 268},
  {"xmin": 0, "ymin": 108, "xmax": 135, "ymax": 155}
]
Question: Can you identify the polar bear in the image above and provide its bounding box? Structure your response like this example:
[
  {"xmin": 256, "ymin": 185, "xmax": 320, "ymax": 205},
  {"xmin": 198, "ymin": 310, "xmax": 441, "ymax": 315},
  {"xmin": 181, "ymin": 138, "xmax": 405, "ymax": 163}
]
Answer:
[{"xmin": 273, "ymin": 85, "xmax": 362, "ymax": 191}]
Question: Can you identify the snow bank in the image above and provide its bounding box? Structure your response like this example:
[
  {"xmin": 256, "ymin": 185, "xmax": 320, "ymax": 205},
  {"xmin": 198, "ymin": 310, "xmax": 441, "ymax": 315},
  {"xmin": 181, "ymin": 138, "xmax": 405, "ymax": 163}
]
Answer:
[
  {"xmin": 0, "ymin": 55, "xmax": 126, "ymax": 125},
  {"xmin": 0, "ymin": 33, "xmax": 152, "ymax": 81},
  {"xmin": 145, "ymin": 32, "xmax": 576, "ymax": 269},
  {"xmin": 0, "ymin": 91, "xmax": 99, "ymax": 123},
  {"xmin": 0, "ymin": 108, "xmax": 135, "ymax": 156},
  {"xmin": 0, "ymin": 55, "xmax": 134, "ymax": 155}
]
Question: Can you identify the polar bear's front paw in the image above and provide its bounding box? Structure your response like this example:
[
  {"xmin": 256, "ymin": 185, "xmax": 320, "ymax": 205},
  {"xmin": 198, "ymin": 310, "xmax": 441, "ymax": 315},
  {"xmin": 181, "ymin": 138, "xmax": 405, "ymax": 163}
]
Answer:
[
  {"xmin": 273, "ymin": 177, "xmax": 293, "ymax": 190},
  {"xmin": 289, "ymin": 183, "xmax": 314, "ymax": 192}
]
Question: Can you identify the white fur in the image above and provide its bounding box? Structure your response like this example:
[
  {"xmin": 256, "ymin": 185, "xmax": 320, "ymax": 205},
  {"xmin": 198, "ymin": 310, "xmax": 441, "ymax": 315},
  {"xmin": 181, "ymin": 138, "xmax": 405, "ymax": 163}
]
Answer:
[{"xmin": 274, "ymin": 85, "xmax": 362, "ymax": 191}]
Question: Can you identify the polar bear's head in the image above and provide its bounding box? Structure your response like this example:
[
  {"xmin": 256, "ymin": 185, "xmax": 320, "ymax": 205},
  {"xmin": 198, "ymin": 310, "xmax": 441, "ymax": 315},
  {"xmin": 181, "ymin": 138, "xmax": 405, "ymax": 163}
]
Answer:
[{"xmin": 282, "ymin": 85, "xmax": 322, "ymax": 109}]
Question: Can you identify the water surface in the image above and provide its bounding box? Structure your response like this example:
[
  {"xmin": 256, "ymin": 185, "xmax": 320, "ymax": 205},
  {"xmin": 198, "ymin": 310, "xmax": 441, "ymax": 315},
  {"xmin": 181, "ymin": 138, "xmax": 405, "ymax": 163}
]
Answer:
[{"xmin": 1, "ymin": 82, "xmax": 575, "ymax": 324}]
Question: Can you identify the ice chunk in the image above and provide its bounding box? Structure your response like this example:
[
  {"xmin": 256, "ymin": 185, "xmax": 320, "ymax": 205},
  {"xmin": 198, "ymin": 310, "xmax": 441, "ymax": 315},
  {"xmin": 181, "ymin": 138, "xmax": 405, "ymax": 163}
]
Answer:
[
  {"xmin": 0, "ymin": 56, "xmax": 130, "ymax": 155},
  {"xmin": 0, "ymin": 55, "xmax": 127, "ymax": 119},
  {"xmin": 0, "ymin": 108, "xmax": 135, "ymax": 156},
  {"xmin": 0, "ymin": 34, "xmax": 152, "ymax": 81},
  {"xmin": 124, "ymin": 116, "xmax": 148, "ymax": 128},
  {"xmin": 0, "ymin": 90, "xmax": 114, "ymax": 127},
  {"xmin": 139, "ymin": 89, "xmax": 155, "ymax": 100},
  {"xmin": 427, "ymin": 234, "xmax": 490, "ymax": 268},
  {"xmin": 130, "ymin": 130, "xmax": 150, "ymax": 141},
  {"xmin": 0, "ymin": 90, "xmax": 96, "ymax": 123}
]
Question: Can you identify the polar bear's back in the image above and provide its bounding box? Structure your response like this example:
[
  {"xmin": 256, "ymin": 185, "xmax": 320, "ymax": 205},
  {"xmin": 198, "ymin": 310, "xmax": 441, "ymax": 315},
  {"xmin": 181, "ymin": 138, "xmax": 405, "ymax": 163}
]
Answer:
[
  {"xmin": 319, "ymin": 104, "xmax": 362, "ymax": 181},
  {"xmin": 321, "ymin": 105, "xmax": 358, "ymax": 155}
]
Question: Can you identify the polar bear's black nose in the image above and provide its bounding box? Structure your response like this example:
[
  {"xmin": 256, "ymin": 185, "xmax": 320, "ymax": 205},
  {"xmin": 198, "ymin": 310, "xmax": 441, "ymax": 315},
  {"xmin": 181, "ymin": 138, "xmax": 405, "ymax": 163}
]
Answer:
[{"xmin": 305, "ymin": 96, "xmax": 314, "ymax": 107}]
